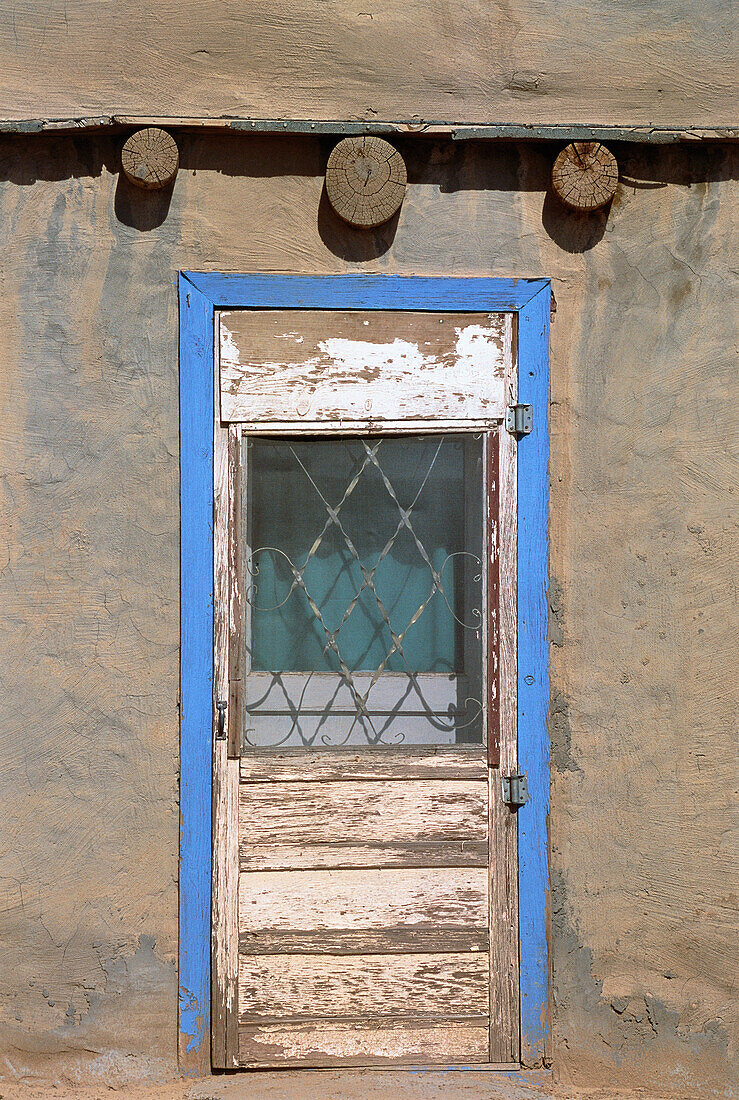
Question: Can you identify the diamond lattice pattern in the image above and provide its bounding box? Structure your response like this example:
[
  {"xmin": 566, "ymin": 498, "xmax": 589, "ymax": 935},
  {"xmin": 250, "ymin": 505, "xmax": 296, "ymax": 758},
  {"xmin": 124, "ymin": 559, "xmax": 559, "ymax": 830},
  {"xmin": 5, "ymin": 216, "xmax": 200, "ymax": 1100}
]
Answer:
[{"xmin": 246, "ymin": 435, "xmax": 483, "ymax": 746}]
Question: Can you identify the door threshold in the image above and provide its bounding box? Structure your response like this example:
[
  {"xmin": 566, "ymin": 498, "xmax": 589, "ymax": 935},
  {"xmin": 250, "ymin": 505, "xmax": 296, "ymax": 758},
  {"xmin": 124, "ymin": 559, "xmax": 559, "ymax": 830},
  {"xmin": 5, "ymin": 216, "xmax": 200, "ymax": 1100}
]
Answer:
[
  {"xmin": 219, "ymin": 1062, "xmax": 521, "ymax": 1072},
  {"xmin": 192, "ymin": 1066, "xmax": 539, "ymax": 1100}
]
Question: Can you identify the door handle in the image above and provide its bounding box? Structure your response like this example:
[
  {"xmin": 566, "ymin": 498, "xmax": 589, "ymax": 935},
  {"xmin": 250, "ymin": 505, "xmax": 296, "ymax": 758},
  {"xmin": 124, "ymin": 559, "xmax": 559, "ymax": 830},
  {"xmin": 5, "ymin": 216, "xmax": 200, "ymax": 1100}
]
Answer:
[{"xmin": 215, "ymin": 700, "xmax": 228, "ymax": 740}]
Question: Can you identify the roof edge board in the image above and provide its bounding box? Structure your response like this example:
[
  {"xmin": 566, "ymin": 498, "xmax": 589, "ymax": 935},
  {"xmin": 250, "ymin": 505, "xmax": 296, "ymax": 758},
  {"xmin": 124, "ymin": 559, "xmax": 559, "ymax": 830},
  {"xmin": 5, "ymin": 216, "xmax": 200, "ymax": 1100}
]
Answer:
[{"xmin": 0, "ymin": 116, "xmax": 736, "ymax": 142}]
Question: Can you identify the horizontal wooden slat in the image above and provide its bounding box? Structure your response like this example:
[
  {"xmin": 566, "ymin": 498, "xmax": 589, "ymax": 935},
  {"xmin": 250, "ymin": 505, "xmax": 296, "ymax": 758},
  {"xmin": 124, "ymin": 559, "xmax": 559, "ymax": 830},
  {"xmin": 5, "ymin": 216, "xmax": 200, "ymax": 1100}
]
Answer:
[
  {"xmin": 239, "ymin": 867, "xmax": 488, "ymax": 955},
  {"xmin": 238, "ymin": 1019, "xmax": 490, "ymax": 1067},
  {"xmin": 238, "ymin": 840, "xmax": 489, "ymax": 872},
  {"xmin": 239, "ymin": 779, "xmax": 488, "ymax": 871},
  {"xmin": 220, "ymin": 309, "xmax": 508, "ymax": 428},
  {"xmin": 239, "ymin": 746, "xmax": 489, "ymax": 783},
  {"xmin": 239, "ymin": 927, "xmax": 489, "ymax": 956},
  {"xmin": 237, "ymin": 419, "xmax": 504, "ymax": 435},
  {"xmin": 239, "ymin": 952, "xmax": 490, "ymax": 1022}
]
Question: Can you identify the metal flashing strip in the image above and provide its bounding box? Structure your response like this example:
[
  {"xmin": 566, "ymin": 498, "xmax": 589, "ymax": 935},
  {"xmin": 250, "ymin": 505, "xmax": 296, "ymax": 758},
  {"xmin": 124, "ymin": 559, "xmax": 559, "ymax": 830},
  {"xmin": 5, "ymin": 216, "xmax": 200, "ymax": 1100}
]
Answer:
[{"xmin": 2, "ymin": 115, "xmax": 736, "ymax": 142}]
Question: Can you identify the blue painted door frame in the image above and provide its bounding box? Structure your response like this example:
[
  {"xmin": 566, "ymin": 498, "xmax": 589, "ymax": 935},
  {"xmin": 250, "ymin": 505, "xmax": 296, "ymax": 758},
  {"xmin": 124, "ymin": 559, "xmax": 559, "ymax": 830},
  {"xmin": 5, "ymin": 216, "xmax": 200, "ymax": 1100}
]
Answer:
[{"xmin": 178, "ymin": 274, "xmax": 550, "ymax": 1073}]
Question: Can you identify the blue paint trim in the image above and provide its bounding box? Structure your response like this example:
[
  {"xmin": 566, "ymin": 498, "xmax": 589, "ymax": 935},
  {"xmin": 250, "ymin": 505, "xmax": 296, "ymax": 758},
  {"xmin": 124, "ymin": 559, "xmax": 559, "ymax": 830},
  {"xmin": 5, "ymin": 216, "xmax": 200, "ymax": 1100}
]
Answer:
[
  {"xmin": 182, "ymin": 272, "xmax": 548, "ymax": 312},
  {"xmin": 178, "ymin": 275, "xmax": 214, "ymax": 1073},
  {"xmin": 178, "ymin": 273, "xmax": 550, "ymax": 1070},
  {"xmin": 517, "ymin": 284, "xmax": 551, "ymax": 1063}
]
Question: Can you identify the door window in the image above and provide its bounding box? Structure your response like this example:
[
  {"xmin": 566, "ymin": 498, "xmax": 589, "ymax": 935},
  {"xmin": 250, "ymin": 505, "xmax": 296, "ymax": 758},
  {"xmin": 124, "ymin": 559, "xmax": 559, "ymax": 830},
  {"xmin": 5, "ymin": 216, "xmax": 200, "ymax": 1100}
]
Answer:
[{"xmin": 242, "ymin": 433, "xmax": 484, "ymax": 748}]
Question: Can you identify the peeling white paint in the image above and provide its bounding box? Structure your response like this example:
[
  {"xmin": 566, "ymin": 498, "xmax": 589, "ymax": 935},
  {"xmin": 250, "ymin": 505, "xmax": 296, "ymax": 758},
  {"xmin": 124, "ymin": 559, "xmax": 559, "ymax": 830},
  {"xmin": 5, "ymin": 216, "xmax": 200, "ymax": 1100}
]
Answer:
[{"xmin": 219, "ymin": 312, "xmax": 509, "ymax": 426}]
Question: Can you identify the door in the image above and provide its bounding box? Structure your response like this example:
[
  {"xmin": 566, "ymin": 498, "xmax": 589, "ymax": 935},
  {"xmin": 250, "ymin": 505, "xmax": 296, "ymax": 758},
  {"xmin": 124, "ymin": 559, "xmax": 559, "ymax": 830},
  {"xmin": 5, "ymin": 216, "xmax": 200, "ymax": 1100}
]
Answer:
[{"xmin": 211, "ymin": 309, "xmax": 520, "ymax": 1068}]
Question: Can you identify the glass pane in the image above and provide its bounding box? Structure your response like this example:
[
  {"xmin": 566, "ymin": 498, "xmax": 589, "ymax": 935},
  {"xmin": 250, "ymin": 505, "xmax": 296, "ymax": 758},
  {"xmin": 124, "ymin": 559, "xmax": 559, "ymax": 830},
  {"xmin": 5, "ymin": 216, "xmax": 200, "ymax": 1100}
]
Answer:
[{"xmin": 243, "ymin": 434, "xmax": 484, "ymax": 748}]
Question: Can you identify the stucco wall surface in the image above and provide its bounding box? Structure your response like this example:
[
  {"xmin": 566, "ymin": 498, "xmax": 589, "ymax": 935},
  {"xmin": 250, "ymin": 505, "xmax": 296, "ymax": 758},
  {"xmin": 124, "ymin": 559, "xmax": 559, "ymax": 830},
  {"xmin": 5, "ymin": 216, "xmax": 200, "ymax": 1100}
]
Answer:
[
  {"xmin": 0, "ymin": 1, "xmax": 738, "ymax": 127},
  {"xmin": 0, "ymin": 134, "xmax": 736, "ymax": 1097}
]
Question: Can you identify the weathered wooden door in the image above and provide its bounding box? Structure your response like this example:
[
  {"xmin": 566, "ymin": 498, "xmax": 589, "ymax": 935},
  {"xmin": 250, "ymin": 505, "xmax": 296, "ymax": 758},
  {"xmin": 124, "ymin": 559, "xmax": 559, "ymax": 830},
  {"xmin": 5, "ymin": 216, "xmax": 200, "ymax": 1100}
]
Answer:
[{"xmin": 211, "ymin": 309, "xmax": 520, "ymax": 1068}]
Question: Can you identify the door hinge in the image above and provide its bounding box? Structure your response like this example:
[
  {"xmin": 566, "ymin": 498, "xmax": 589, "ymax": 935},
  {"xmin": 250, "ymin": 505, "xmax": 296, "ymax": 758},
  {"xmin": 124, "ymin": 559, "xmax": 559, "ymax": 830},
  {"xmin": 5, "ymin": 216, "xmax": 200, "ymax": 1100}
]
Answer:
[
  {"xmin": 506, "ymin": 403, "xmax": 533, "ymax": 437},
  {"xmin": 502, "ymin": 773, "xmax": 529, "ymax": 807}
]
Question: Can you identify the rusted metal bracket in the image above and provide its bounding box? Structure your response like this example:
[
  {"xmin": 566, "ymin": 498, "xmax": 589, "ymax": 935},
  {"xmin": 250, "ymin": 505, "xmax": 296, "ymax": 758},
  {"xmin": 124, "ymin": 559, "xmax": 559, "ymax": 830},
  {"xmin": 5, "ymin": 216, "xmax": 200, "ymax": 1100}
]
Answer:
[
  {"xmin": 503, "ymin": 773, "xmax": 529, "ymax": 807},
  {"xmin": 1, "ymin": 116, "xmax": 736, "ymax": 142},
  {"xmin": 506, "ymin": 403, "xmax": 533, "ymax": 437}
]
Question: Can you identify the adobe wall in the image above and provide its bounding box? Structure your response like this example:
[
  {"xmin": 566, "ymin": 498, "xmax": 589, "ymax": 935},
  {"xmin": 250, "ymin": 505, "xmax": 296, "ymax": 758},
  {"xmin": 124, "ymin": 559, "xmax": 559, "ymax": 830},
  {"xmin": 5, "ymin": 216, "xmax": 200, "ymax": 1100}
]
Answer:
[
  {"xmin": 1, "ymin": 1, "xmax": 737, "ymax": 127},
  {"xmin": 0, "ymin": 132, "xmax": 735, "ymax": 1096}
]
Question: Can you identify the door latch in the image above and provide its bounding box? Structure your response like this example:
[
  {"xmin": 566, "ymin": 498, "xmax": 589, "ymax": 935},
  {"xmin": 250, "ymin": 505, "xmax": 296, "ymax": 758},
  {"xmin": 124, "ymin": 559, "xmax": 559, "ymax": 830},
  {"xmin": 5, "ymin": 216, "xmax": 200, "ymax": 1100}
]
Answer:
[
  {"xmin": 506, "ymin": 403, "xmax": 533, "ymax": 437},
  {"xmin": 502, "ymin": 773, "xmax": 529, "ymax": 807},
  {"xmin": 215, "ymin": 700, "xmax": 228, "ymax": 740}
]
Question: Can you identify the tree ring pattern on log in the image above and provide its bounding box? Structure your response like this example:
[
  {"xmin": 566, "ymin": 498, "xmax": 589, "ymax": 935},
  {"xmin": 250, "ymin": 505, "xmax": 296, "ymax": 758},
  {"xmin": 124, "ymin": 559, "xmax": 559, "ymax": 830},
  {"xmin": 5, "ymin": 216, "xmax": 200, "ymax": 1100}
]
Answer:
[
  {"xmin": 121, "ymin": 127, "xmax": 179, "ymax": 190},
  {"xmin": 551, "ymin": 141, "xmax": 618, "ymax": 211},
  {"xmin": 326, "ymin": 136, "xmax": 407, "ymax": 227}
]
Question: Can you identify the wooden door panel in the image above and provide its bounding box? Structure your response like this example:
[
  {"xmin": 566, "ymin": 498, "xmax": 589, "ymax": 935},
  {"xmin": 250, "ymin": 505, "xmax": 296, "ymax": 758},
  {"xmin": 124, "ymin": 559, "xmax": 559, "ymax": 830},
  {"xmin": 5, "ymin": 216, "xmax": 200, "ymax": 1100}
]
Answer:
[
  {"xmin": 238, "ymin": 778, "xmax": 488, "ymax": 871},
  {"xmin": 238, "ymin": 1019, "xmax": 491, "ymax": 1067},
  {"xmin": 219, "ymin": 310, "xmax": 509, "ymax": 430},
  {"xmin": 238, "ymin": 841, "xmax": 488, "ymax": 873},
  {"xmin": 238, "ymin": 746, "xmax": 488, "ymax": 783},
  {"xmin": 238, "ymin": 952, "xmax": 489, "ymax": 1021},
  {"xmin": 239, "ymin": 927, "xmax": 489, "ymax": 956},
  {"xmin": 238, "ymin": 866, "xmax": 488, "ymax": 945}
]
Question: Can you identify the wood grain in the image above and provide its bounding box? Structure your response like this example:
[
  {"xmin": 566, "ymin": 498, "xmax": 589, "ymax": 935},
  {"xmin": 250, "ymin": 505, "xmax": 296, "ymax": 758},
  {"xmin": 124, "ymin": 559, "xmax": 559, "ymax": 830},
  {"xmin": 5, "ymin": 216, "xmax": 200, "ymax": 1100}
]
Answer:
[
  {"xmin": 239, "ymin": 746, "xmax": 488, "ymax": 783},
  {"xmin": 212, "ymin": 751, "xmax": 239, "ymax": 1066},
  {"xmin": 213, "ymin": 385, "xmax": 230, "ymax": 742},
  {"xmin": 238, "ymin": 841, "xmax": 489, "ymax": 873},
  {"xmin": 238, "ymin": 867, "xmax": 489, "ymax": 950},
  {"xmin": 239, "ymin": 952, "xmax": 489, "ymax": 1021},
  {"xmin": 238, "ymin": 779, "xmax": 488, "ymax": 870},
  {"xmin": 486, "ymin": 430, "xmax": 500, "ymax": 768},
  {"xmin": 211, "ymin": 381, "xmax": 239, "ymax": 1067},
  {"xmin": 551, "ymin": 141, "xmax": 619, "ymax": 211},
  {"xmin": 239, "ymin": 927, "xmax": 490, "ymax": 956},
  {"xmin": 489, "ymin": 313, "xmax": 520, "ymax": 1063},
  {"xmin": 217, "ymin": 305, "xmax": 516, "ymax": 1065},
  {"xmin": 238, "ymin": 1018, "xmax": 490, "ymax": 1066},
  {"xmin": 325, "ymin": 136, "xmax": 406, "ymax": 227},
  {"xmin": 219, "ymin": 310, "xmax": 507, "ymax": 428},
  {"xmin": 227, "ymin": 425, "xmax": 242, "ymax": 758},
  {"xmin": 121, "ymin": 127, "xmax": 178, "ymax": 189}
]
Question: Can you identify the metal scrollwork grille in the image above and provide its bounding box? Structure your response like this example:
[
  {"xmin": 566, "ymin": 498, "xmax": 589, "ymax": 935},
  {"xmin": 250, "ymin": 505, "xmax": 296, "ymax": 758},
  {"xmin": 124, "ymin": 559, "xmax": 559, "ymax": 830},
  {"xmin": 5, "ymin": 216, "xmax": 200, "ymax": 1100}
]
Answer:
[{"xmin": 243, "ymin": 435, "xmax": 483, "ymax": 748}]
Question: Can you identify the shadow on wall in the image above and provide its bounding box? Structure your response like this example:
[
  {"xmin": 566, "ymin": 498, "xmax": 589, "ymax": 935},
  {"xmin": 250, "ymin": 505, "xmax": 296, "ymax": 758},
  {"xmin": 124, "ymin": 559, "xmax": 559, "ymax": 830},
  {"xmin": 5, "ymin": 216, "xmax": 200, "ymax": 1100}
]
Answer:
[
  {"xmin": 316, "ymin": 182, "xmax": 403, "ymax": 262},
  {"xmin": 540, "ymin": 190, "xmax": 611, "ymax": 253},
  {"xmin": 115, "ymin": 174, "xmax": 176, "ymax": 231},
  {"xmin": 0, "ymin": 131, "xmax": 735, "ymax": 256}
]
